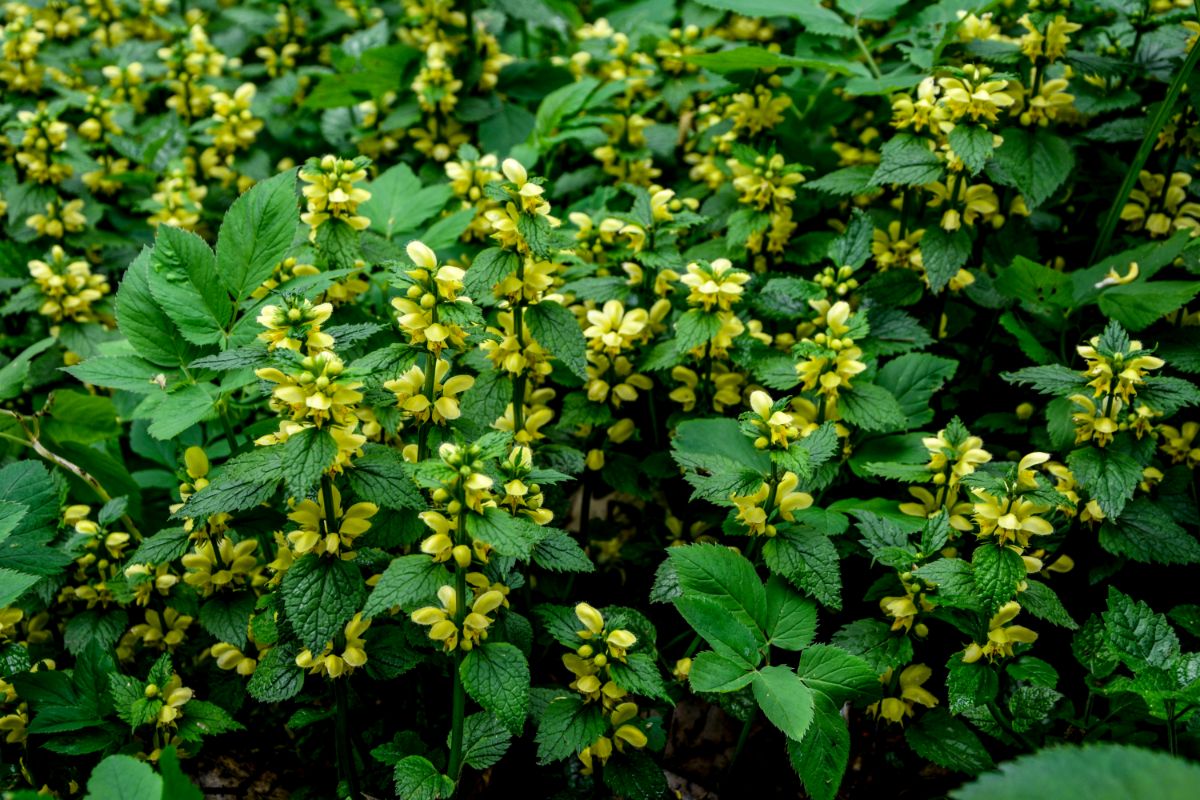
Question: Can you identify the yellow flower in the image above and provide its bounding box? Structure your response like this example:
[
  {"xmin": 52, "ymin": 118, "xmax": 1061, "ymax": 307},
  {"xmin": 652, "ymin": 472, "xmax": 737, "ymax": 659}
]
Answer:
[
  {"xmin": 937, "ymin": 65, "xmax": 1016, "ymax": 124},
  {"xmin": 296, "ymin": 613, "xmax": 370, "ymax": 677},
  {"xmin": 584, "ymin": 300, "xmax": 648, "ymax": 356},
  {"xmin": 182, "ymin": 537, "xmax": 259, "ymax": 596},
  {"xmin": 27, "ymin": 245, "xmax": 109, "ymax": 323},
  {"xmin": 921, "ymin": 424, "xmax": 992, "ymax": 486},
  {"xmin": 1069, "ymin": 393, "xmax": 1120, "ymax": 447},
  {"xmin": 1159, "ymin": 422, "xmax": 1200, "ymax": 467},
  {"xmin": 868, "ymin": 664, "xmax": 939, "ymax": 724},
  {"xmin": 255, "ymin": 351, "xmax": 364, "ymax": 429},
  {"xmin": 1120, "ymin": 172, "xmax": 1200, "ymax": 237},
  {"xmin": 384, "ymin": 358, "xmax": 474, "ymax": 426},
  {"xmin": 412, "ymin": 585, "xmax": 505, "ymax": 652},
  {"xmin": 680, "ymin": 258, "xmax": 750, "ymax": 312},
  {"xmin": 299, "ymin": 154, "xmax": 372, "ymax": 234},
  {"xmin": 286, "ymin": 485, "xmax": 377, "ymax": 558},
  {"xmin": 962, "ymin": 601, "xmax": 1037, "ymax": 663},
  {"xmin": 748, "ymin": 389, "xmax": 798, "ymax": 450},
  {"xmin": 211, "ymin": 643, "xmax": 258, "ymax": 676},
  {"xmin": 575, "ymin": 602, "xmax": 636, "ymax": 661},
  {"xmin": 256, "ymin": 298, "xmax": 334, "ymax": 353},
  {"xmin": 971, "ymin": 490, "xmax": 1054, "ymax": 548}
]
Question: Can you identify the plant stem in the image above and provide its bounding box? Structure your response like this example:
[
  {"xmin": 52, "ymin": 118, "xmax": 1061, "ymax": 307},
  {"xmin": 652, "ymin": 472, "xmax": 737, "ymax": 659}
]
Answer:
[
  {"xmin": 418, "ymin": 348, "xmax": 438, "ymax": 461},
  {"xmin": 1090, "ymin": 17, "xmax": 1200, "ymax": 265},
  {"xmin": 218, "ymin": 402, "xmax": 244, "ymax": 457},
  {"xmin": 723, "ymin": 710, "xmax": 757, "ymax": 787},
  {"xmin": 333, "ymin": 679, "xmax": 360, "ymax": 799},
  {"xmin": 852, "ymin": 25, "xmax": 883, "ymax": 80},
  {"xmin": 1166, "ymin": 700, "xmax": 1178, "ymax": 756},
  {"xmin": 447, "ymin": 564, "xmax": 469, "ymax": 782},
  {"xmin": 986, "ymin": 700, "xmax": 1037, "ymax": 751}
]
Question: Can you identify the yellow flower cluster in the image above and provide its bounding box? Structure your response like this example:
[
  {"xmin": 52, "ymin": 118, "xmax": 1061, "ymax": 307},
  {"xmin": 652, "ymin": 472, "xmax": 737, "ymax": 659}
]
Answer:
[
  {"xmin": 28, "ymin": 246, "xmax": 109, "ymax": 324},
  {"xmin": 296, "ymin": 614, "xmax": 370, "ymax": 678},
  {"xmin": 411, "ymin": 584, "xmax": 505, "ymax": 652},
  {"xmin": 286, "ymin": 484, "xmax": 378, "ymax": 559},
  {"xmin": 794, "ymin": 301, "xmax": 867, "ymax": 417},
  {"xmin": 962, "ymin": 601, "xmax": 1038, "ymax": 663},
  {"xmin": 867, "ymin": 664, "xmax": 938, "ymax": 725},
  {"xmin": 299, "ymin": 155, "xmax": 372, "ymax": 234}
]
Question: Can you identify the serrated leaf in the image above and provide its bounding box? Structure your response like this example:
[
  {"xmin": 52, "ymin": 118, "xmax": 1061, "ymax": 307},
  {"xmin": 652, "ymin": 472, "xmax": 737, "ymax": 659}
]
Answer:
[
  {"xmin": 280, "ymin": 427, "xmax": 338, "ymax": 499},
  {"xmin": 525, "ymin": 301, "xmax": 587, "ymax": 381},
  {"xmin": 344, "ymin": 444, "xmax": 424, "ymax": 510},
  {"xmin": 796, "ymin": 644, "xmax": 880, "ymax": 706},
  {"xmin": 215, "ymin": 169, "xmax": 300, "ymax": 301},
  {"xmin": 763, "ymin": 525, "xmax": 843, "ymax": 610},
  {"xmin": 906, "ymin": 708, "xmax": 994, "ymax": 773},
  {"xmin": 1098, "ymin": 499, "xmax": 1200, "ymax": 565},
  {"xmin": 281, "ymin": 555, "xmax": 365, "ymax": 651},
  {"xmin": 689, "ymin": 650, "xmax": 755, "ymax": 692},
  {"xmin": 752, "ymin": 665, "xmax": 815, "ymax": 741},
  {"xmin": 1066, "ymin": 446, "xmax": 1141, "ymax": 519},
  {"xmin": 535, "ymin": 694, "xmax": 607, "ymax": 764},
  {"xmin": 972, "ymin": 546, "xmax": 1025, "ymax": 612},
  {"xmin": 465, "ymin": 507, "xmax": 551, "ymax": 559},
  {"xmin": 460, "ymin": 642, "xmax": 529, "ymax": 735},
  {"xmin": 787, "ymin": 694, "xmax": 849, "ymax": 800},
  {"xmin": 363, "ymin": 554, "xmax": 450, "ymax": 618}
]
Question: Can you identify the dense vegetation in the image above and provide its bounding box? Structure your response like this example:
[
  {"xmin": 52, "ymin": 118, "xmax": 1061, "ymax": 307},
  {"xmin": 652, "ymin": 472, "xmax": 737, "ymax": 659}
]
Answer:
[{"xmin": 2, "ymin": 0, "xmax": 1200, "ymax": 798}]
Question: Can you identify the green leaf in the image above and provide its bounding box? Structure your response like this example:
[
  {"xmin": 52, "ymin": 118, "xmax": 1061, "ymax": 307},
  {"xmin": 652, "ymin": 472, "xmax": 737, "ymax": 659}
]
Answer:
[
  {"xmin": 608, "ymin": 652, "xmax": 671, "ymax": 703},
  {"xmin": 1099, "ymin": 499, "xmax": 1200, "ymax": 565},
  {"xmin": 667, "ymin": 543, "xmax": 767, "ymax": 637},
  {"xmin": 906, "ymin": 708, "xmax": 994, "ymax": 774},
  {"xmin": 752, "ymin": 665, "xmax": 815, "ymax": 741},
  {"xmin": 876, "ymin": 353, "xmax": 957, "ymax": 428},
  {"xmin": 0, "ymin": 338, "xmax": 56, "ymax": 401},
  {"xmin": 464, "ymin": 248, "xmax": 518, "ymax": 306},
  {"xmin": 1098, "ymin": 281, "xmax": 1200, "ymax": 332},
  {"xmin": 787, "ymin": 695, "xmax": 850, "ymax": 800},
  {"xmin": 804, "ymin": 166, "xmax": 879, "ymax": 195},
  {"xmin": 361, "ymin": 164, "xmax": 451, "ymax": 240},
  {"xmin": 64, "ymin": 355, "xmax": 162, "ymax": 395},
  {"xmin": 126, "ymin": 527, "xmax": 191, "ymax": 566},
  {"xmin": 281, "ymin": 555, "xmax": 365, "ymax": 651},
  {"xmin": 146, "ymin": 384, "xmax": 214, "ymax": 440},
  {"xmin": 839, "ymin": 0, "xmax": 908, "ymax": 20},
  {"xmin": 215, "ymin": 169, "xmax": 300, "ymax": 301},
  {"xmin": 838, "ymin": 383, "xmax": 908, "ymax": 433},
  {"xmin": 602, "ymin": 750, "xmax": 668, "ymax": 800},
  {"xmin": 84, "ymin": 755, "xmax": 162, "ymax": 800},
  {"xmin": 175, "ymin": 446, "xmax": 282, "ymax": 520},
  {"xmin": 1102, "ymin": 587, "xmax": 1179, "ymax": 670},
  {"xmin": 689, "ymin": 650, "xmax": 755, "ymax": 692},
  {"xmin": 363, "ymin": 554, "xmax": 450, "ymax": 617},
  {"xmin": 393, "ymin": 755, "xmax": 454, "ymax": 800},
  {"xmin": 465, "ymin": 507, "xmax": 551, "ymax": 559},
  {"xmin": 148, "ymin": 225, "xmax": 232, "ymax": 346},
  {"xmin": 671, "ymin": 417, "xmax": 768, "ymax": 505},
  {"xmin": 972, "ymin": 546, "xmax": 1026, "ymax": 613},
  {"xmin": 525, "ymin": 301, "xmax": 587, "ymax": 381},
  {"xmin": 535, "ymin": 694, "xmax": 607, "ymax": 764},
  {"xmin": 247, "ymin": 646, "xmax": 304, "ymax": 703},
  {"xmin": 43, "ymin": 391, "xmax": 119, "ymax": 445},
  {"xmin": 343, "ymin": 444, "xmax": 424, "ymax": 510},
  {"xmin": 115, "ymin": 248, "xmax": 199, "ymax": 368},
  {"xmin": 461, "ymin": 642, "xmax": 530, "ymax": 735},
  {"xmin": 950, "ymin": 743, "xmax": 1200, "ymax": 800},
  {"xmin": 987, "ymin": 128, "xmax": 1073, "ymax": 209},
  {"xmin": 946, "ymin": 658, "xmax": 999, "ymax": 714},
  {"xmin": 1016, "ymin": 580, "xmax": 1078, "ymax": 630},
  {"xmin": 457, "ymin": 712, "xmax": 513, "ymax": 771},
  {"xmin": 765, "ymin": 576, "xmax": 818, "ymax": 651},
  {"xmin": 796, "ymin": 644, "xmax": 881, "ymax": 706},
  {"xmin": 280, "ymin": 428, "xmax": 338, "ymax": 499},
  {"xmin": 869, "ymin": 134, "xmax": 943, "ymax": 187},
  {"xmin": 673, "ymin": 308, "xmax": 724, "ymax": 354},
  {"xmin": 1001, "ymin": 364, "xmax": 1087, "ymax": 397},
  {"xmin": 692, "ymin": 1, "xmax": 853, "ymax": 37},
  {"xmin": 684, "ymin": 46, "xmax": 852, "ymax": 74},
  {"xmin": 531, "ymin": 529, "xmax": 595, "ymax": 573},
  {"xmin": 949, "ymin": 125, "xmax": 995, "ymax": 175},
  {"xmin": 922, "ymin": 227, "xmax": 972, "ymax": 294},
  {"xmin": 763, "ymin": 525, "xmax": 843, "ymax": 610},
  {"xmin": 159, "ymin": 746, "xmax": 204, "ymax": 800},
  {"xmin": 1066, "ymin": 447, "xmax": 1141, "ymax": 519},
  {"xmin": 831, "ymin": 619, "xmax": 914, "ymax": 673},
  {"xmin": 534, "ymin": 76, "xmax": 600, "ymax": 139},
  {"xmin": 674, "ymin": 594, "xmax": 762, "ymax": 670},
  {"xmin": 199, "ymin": 592, "xmax": 254, "ymax": 649}
]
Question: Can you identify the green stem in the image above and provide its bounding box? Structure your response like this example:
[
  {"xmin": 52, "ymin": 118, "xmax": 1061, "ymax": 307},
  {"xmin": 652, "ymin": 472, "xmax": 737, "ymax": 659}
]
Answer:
[
  {"xmin": 417, "ymin": 349, "xmax": 439, "ymax": 461},
  {"xmin": 986, "ymin": 700, "xmax": 1037, "ymax": 751},
  {"xmin": 1166, "ymin": 700, "xmax": 1179, "ymax": 756},
  {"xmin": 699, "ymin": 338, "xmax": 714, "ymax": 410},
  {"xmin": 1090, "ymin": 15, "xmax": 1200, "ymax": 265},
  {"xmin": 724, "ymin": 710, "xmax": 757, "ymax": 784},
  {"xmin": 333, "ymin": 679, "xmax": 360, "ymax": 799},
  {"xmin": 218, "ymin": 402, "xmax": 245, "ymax": 457},
  {"xmin": 852, "ymin": 25, "xmax": 883, "ymax": 80},
  {"xmin": 447, "ymin": 565, "xmax": 469, "ymax": 781}
]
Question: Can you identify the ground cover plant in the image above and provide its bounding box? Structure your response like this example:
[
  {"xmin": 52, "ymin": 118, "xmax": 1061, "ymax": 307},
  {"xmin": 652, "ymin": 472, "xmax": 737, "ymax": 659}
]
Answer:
[{"xmin": 2, "ymin": 0, "xmax": 1200, "ymax": 798}]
